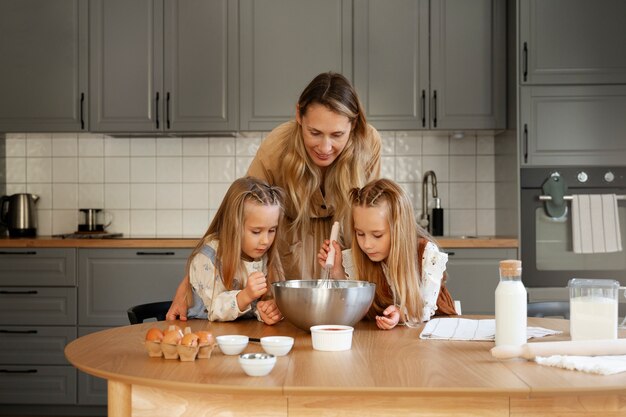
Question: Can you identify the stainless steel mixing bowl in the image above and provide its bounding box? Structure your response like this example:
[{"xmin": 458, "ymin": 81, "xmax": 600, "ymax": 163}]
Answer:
[{"xmin": 273, "ymin": 280, "xmax": 376, "ymax": 331}]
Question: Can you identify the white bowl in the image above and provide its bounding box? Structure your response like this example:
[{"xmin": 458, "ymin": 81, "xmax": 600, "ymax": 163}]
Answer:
[
  {"xmin": 216, "ymin": 335, "xmax": 249, "ymax": 355},
  {"xmin": 310, "ymin": 325, "xmax": 354, "ymax": 351},
  {"xmin": 238, "ymin": 353, "xmax": 277, "ymax": 376},
  {"xmin": 260, "ymin": 336, "xmax": 294, "ymax": 356}
]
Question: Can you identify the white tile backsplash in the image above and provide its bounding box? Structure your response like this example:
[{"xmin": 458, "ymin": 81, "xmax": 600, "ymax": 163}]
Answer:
[
  {"xmin": 52, "ymin": 157, "xmax": 78, "ymax": 182},
  {"xmin": 26, "ymin": 134, "xmax": 52, "ymax": 157},
  {"xmin": 26, "ymin": 157, "xmax": 51, "ymax": 183},
  {"xmin": 3, "ymin": 131, "xmax": 497, "ymax": 236},
  {"xmin": 104, "ymin": 157, "xmax": 130, "ymax": 183},
  {"xmin": 78, "ymin": 157, "xmax": 104, "ymax": 183},
  {"xmin": 130, "ymin": 157, "xmax": 156, "ymax": 183},
  {"xmin": 130, "ymin": 183, "xmax": 156, "ymax": 209},
  {"xmin": 52, "ymin": 183, "xmax": 78, "ymax": 209},
  {"xmin": 182, "ymin": 157, "xmax": 209, "ymax": 182},
  {"xmin": 52, "ymin": 135, "xmax": 78, "ymax": 157},
  {"xmin": 156, "ymin": 183, "xmax": 182, "ymax": 209},
  {"xmin": 104, "ymin": 137, "xmax": 130, "ymax": 156},
  {"xmin": 78, "ymin": 183, "xmax": 104, "ymax": 208},
  {"xmin": 156, "ymin": 157, "xmax": 182, "ymax": 183},
  {"xmin": 130, "ymin": 138, "xmax": 156, "ymax": 156}
]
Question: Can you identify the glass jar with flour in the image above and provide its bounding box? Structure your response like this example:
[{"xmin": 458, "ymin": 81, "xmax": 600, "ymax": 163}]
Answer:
[{"xmin": 568, "ymin": 278, "xmax": 619, "ymax": 341}]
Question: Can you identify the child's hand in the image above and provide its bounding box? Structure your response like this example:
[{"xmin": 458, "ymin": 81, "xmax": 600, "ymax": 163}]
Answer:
[
  {"xmin": 317, "ymin": 239, "xmax": 345, "ymax": 278},
  {"xmin": 375, "ymin": 305, "xmax": 400, "ymax": 330},
  {"xmin": 239, "ymin": 271, "xmax": 268, "ymax": 309},
  {"xmin": 257, "ymin": 299, "xmax": 282, "ymax": 325}
]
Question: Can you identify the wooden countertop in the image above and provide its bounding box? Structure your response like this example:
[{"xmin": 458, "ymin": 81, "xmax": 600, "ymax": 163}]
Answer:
[
  {"xmin": 64, "ymin": 318, "xmax": 626, "ymax": 417},
  {"xmin": 0, "ymin": 236, "xmax": 518, "ymax": 249}
]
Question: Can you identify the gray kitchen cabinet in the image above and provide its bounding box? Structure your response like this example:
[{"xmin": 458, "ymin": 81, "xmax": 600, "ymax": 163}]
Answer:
[
  {"xmin": 0, "ymin": 248, "xmax": 78, "ymax": 407},
  {"xmin": 353, "ymin": 0, "xmax": 505, "ymax": 130},
  {"xmin": 444, "ymin": 248, "xmax": 517, "ymax": 315},
  {"xmin": 519, "ymin": 0, "xmax": 626, "ymax": 85},
  {"xmin": 0, "ymin": 0, "xmax": 88, "ymax": 132},
  {"xmin": 239, "ymin": 0, "xmax": 353, "ymax": 130},
  {"xmin": 77, "ymin": 327, "xmax": 109, "ymax": 405},
  {"xmin": 89, "ymin": 0, "xmax": 237, "ymax": 132},
  {"xmin": 78, "ymin": 248, "xmax": 190, "ymax": 326},
  {"xmin": 520, "ymin": 85, "xmax": 626, "ymax": 166}
]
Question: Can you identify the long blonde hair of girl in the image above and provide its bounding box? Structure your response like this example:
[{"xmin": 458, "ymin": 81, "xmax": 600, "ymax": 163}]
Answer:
[
  {"xmin": 283, "ymin": 72, "xmax": 380, "ymax": 242},
  {"xmin": 185, "ymin": 177, "xmax": 286, "ymax": 291},
  {"xmin": 350, "ymin": 179, "xmax": 427, "ymax": 325}
]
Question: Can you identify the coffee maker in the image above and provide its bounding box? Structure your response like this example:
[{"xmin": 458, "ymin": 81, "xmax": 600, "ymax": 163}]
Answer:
[{"xmin": 78, "ymin": 208, "xmax": 109, "ymax": 232}]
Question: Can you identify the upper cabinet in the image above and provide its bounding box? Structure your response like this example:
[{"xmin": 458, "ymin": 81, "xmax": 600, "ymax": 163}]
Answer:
[
  {"xmin": 520, "ymin": 0, "xmax": 626, "ymax": 85},
  {"xmin": 89, "ymin": 0, "xmax": 238, "ymax": 133},
  {"xmin": 518, "ymin": 0, "xmax": 626, "ymax": 166},
  {"xmin": 239, "ymin": 0, "xmax": 352, "ymax": 131},
  {"xmin": 353, "ymin": 0, "xmax": 506, "ymax": 130},
  {"xmin": 0, "ymin": 0, "xmax": 88, "ymax": 132},
  {"xmin": 520, "ymin": 85, "xmax": 626, "ymax": 166}
]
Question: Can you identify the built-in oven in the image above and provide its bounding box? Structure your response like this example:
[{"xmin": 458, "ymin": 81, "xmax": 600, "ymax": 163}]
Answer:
[{"xmin": 521, "ymin": 167, "xmax": 626, "ymax": 318}]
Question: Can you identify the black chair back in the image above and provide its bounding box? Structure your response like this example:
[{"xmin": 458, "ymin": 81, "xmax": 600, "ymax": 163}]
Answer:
[
  {"xmin": 127, "ymin": 301, "xmax": 172, "ymax": 324},
  {"xmin": 527, "ymin": 301, "xmax": 570, "ymax": 319}
]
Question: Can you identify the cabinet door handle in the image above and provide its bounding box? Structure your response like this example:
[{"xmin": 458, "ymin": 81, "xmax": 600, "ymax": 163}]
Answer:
[
  {"xmin": 0, "ymin": 329, "xmax": 38, "ymax": 334},
  {"xmin": 0, "ymin": 290, "xmax": 38, "ymax": 295},
  {"xmin": 155, "ymin": 92, "xmax": 160, "ymax": 129},
  {"xmin": 136, "ymin": 251, "xmax": 175, "ymax": 256},
  {"xmin": 166, "ymin": 92, "xmax": 171, "ymax": 129},
  {"xmin": 432, "ymin": 90, "xmax": 438, "ymax": 128},
  {"xmin": 523, "ymin": 123, "xmax": 528, "ymax": 163},
  {"xmin": 0, "ymin": 251, "xmax": 37, "ymax": 255},
  {"xmin": 0, "ymin": 369, "xmax": 38, "ymax": 374},
  {"xmin": 523, "ymin": 42, "xmax": 528, "ymax": 82},
  {"xmin": 420, "ymin": 90, "xmax": 427, "ymax": 127},
  {"xmin": 80, "ymin": 92, "xmax": 85, "ymax": 130},
  {"xmin": 444, "ymin": 251, "xmax": 455, "ymax": 257}
]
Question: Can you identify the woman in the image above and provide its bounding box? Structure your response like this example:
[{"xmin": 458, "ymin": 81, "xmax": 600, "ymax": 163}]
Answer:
[{"xmin": 167, "ymin": 72, "xmax": 381, "ymax": 320}]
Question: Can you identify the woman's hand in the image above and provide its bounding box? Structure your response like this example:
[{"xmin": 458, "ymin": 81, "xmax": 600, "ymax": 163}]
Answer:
[
  {"xmin": 257, "ymin": 299, "xmax": 282, "ymax": 325},
  {"xmin": 238, "ymin": 271, "xmax": 267, "ymax": 310},
  {"xmin": 166, "ymin": 276, "xmax": 191, "ymax": 321},
  {"xmin": 317, "ymin": 239, "xmax": 345, "ymax": 278},
  {"xmin": 375, "ymin": 305, "xmax": 401, "ymax": 330}
]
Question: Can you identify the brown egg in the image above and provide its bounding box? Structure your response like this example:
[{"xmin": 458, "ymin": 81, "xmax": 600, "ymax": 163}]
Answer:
[
  {"xmin": 195, "ymin": 330, "xmax": 215, "ymax": 347},
  {"xmin": 162, "ymin": 325, "xmax": 183, "ymax": 345},
  {"xmin": 145, "ymin": 327, "xmax": 164, "ymax": 342},
  {"xmin": 181, "ymin": 332, "xmax": 199, "ymax": 348}
]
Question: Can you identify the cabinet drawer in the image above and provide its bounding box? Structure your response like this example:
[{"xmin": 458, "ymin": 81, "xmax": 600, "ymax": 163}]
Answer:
[
  {"xmin": 0, "ymin": 365, "xmax": 77, "ymax": 404},
  {"xmin": 0, "ymin": 248, "xmax": 76, "ymax": 286},
  {"xmin": 78, "ymin": 249, "xmax": 190, "ymax": 326},
  {"xmin": 0, "ymin": 287, "xmax": 77, "ymax": 325},
  {"xmin": 0, "ymin": 326, "xmax": 76, "ymax": 365}
]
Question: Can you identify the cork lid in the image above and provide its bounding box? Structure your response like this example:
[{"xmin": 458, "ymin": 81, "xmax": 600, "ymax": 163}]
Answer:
[{"xmin": 499, "ymin": 259, "xmax": 522, "ymax": 275}]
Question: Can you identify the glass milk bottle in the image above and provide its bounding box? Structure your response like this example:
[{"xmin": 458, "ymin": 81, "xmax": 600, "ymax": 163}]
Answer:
[{"xmin": 495, "ymin": 260, "xmax": 527, "ymax": 346}]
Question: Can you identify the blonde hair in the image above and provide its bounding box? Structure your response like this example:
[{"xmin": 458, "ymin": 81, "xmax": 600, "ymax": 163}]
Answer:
[
  {"xmin": 185, "ymin": 177, "xmax": 286, "ymax": 293},
  {"xmin": 282, "ymin": 72, "xmax": 380, "ymax": 245},
  {"xmin": 350, "ymin": 179, "xmax": 432, "ymax": 325}
]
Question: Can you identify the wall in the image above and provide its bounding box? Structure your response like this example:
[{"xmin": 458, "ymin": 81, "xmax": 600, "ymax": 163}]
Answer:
[{"xmin": 2, "ymin": 131, "xmax": 497, "ymax": 238}]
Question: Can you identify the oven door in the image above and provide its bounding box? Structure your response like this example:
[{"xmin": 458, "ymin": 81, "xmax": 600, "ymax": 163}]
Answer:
[{"xmin": 521, "ymin": 188, "xmax": 626, "ymax": 288}]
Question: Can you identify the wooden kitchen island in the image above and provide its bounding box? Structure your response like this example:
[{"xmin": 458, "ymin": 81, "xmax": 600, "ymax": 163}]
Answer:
[{"xmin": 65, "ymin": 318, "xmax": 626, "ymax": 417}]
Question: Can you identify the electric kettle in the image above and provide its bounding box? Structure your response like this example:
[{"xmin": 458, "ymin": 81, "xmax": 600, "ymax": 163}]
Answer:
[{"xmin": 0, "ymin": 193, "xmax": 40, "ymax": 237}]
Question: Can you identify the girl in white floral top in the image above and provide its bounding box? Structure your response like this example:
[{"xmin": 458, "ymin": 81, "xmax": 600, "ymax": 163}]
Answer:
[
  {"xmin": 318, "ymin": 179, "xmax": 456, "ymax": 330},
  {"xmin": 185, "ymin": 177, "xmax": 286, "ymax": 324}
]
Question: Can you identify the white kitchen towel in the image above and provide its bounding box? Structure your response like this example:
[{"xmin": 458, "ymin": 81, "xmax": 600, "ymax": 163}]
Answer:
[
  {"xmin": 535, "ymin": 354, "xmax": 626, "ymax": 375},
  {"xmin": 572, "ymin": 194, "xmax": 622, "ymax": 254},
  {"xmin": 419, "ymin": 318, "xmax": 562, "ymax": 341}
]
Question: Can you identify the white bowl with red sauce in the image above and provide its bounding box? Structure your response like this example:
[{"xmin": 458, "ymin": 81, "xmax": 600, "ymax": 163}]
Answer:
[{"xmin": 310, "ymin": 325, "xmax": 354, "ymax": 351}]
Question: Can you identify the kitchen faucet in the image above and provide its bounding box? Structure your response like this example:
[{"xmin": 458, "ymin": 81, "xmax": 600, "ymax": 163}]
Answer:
[{"xmin": 419, "ymin": 170, "xmax": 442, "ymax": 234}]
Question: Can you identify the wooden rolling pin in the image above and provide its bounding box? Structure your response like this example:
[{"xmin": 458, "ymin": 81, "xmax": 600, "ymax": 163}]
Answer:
[{"xmin": 491, "ymin": 339, "xmax": 626, "ymax": 360}]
